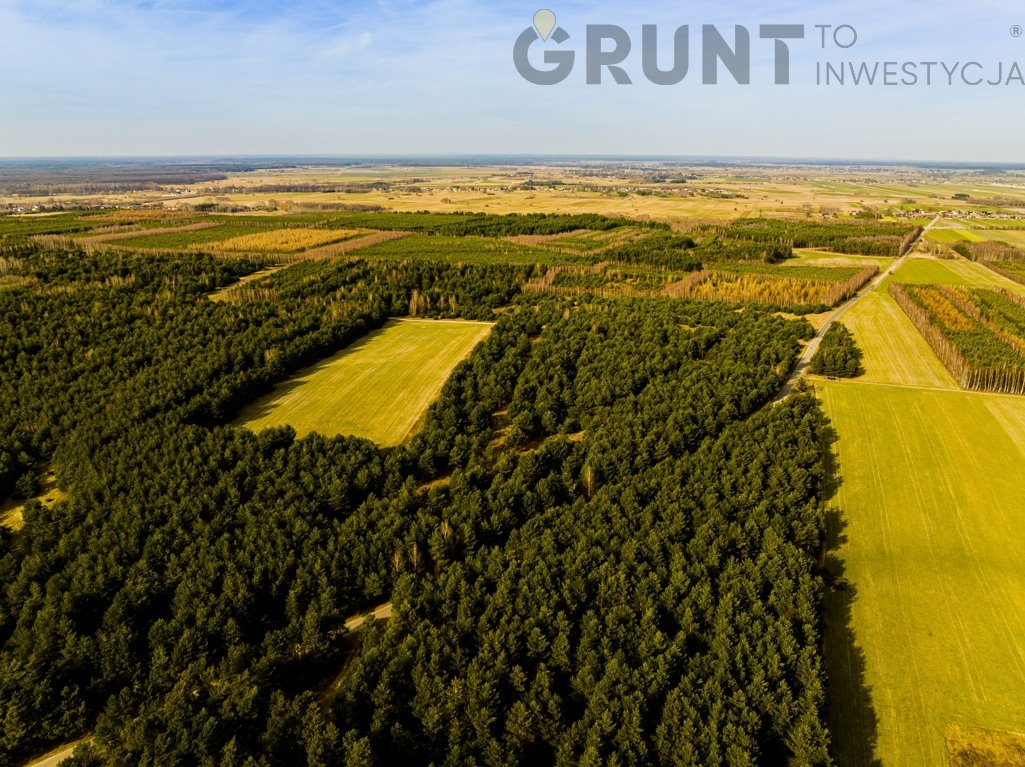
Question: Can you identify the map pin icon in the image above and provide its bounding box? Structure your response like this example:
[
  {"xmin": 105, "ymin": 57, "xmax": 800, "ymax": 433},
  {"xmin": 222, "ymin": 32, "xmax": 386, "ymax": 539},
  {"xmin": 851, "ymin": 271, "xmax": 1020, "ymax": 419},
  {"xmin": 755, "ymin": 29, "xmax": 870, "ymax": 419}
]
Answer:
[{"xmin": 533, "ymin": 9, "xmax": 557, "ymax": 41}]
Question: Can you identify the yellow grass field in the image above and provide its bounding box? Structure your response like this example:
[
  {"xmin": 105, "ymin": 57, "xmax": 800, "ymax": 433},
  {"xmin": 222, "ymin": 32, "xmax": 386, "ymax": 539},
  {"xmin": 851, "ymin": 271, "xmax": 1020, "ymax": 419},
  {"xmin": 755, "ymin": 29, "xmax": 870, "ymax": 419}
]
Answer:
[
  {"xmin": 886, "ymin": 256, "xmax": 1025, "ymax": 294},
  {"xmin": 927, "ymin": 225, "xmax": 1025, "ymax": 249},
  {"xmin": 199, "ymin": 228, "xmax": 364, "ymax": 253},
  {"xmin": 236, "ymin": 318, "xmax": 493, "ymax": 446},
  {"xmin": 820, "ymin": 252, "xmax": 1025, "ymax": 766},
  {"xmin": 787, "ymin": 250, "xmax": 894, "ymax": 270},
  {"xmin": 836, "ymin": 291, "xmax": 957, "ymax": 389},
  {"xmin": 820, "ymin": 381, "xmax": 1025, "ymax": 767}
]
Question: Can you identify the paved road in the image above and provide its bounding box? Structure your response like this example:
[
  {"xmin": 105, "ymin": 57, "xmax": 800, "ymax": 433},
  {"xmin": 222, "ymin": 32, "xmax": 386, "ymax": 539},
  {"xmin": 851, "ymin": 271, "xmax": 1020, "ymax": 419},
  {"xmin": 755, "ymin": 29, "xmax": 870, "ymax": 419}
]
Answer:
[{"xmin": 773, "ymin": 216, "xmax": 941, "ymax": 402}]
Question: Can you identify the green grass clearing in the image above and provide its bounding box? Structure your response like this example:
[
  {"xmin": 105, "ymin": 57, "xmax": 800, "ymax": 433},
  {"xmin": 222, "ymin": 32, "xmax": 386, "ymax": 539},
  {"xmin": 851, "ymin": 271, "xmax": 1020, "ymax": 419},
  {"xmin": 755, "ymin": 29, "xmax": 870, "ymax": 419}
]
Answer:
[
  {"xmin": 820, "ymin": 380, "xmax": 1025, "ymax": 767},
  {"xmin": 788, "ymin": 249, "xmax": 894, "ymax": 269},
  {"xmin": 353, "ymin": 233, "xmax": 564, "ymax": 265},
  {"xmin": 886, "ymin": 256, "xmax": 1025, "ymax": 294},
  {"xmin": 970, "ymin": 229, "xmax": 1025, "ymax": 248},
  {"xmin": 926, "ymin": 227, "xmax": 1025, "ymax": 249},
  {"xmin": 924, "ymin": 228, "xmax": 980, "ymax": 245},
  {"xmin": 832, "ymin": 290, "xmax": 956, "ymax": 389},
  {"xmin": 236, "ymin": 318, "xmax": 493, "ymax": 446}
]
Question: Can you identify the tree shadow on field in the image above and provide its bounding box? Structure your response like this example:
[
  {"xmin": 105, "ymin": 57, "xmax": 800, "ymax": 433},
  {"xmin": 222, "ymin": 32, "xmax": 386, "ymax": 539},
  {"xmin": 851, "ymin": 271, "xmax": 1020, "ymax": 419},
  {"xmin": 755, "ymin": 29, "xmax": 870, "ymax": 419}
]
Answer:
[
  {"xmin": 234, "ymin": 330, "xmax": 384, "ymax": 425},
  {"xmin": 819, "ymin": 422, "xmax": 883, "ymax": 767}
]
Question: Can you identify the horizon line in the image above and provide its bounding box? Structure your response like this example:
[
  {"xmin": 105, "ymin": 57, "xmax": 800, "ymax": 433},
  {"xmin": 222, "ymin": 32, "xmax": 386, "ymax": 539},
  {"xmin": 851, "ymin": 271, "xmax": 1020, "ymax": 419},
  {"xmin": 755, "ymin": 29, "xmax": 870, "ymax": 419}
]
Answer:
[{"xmin": 1, "ymin": 153, "xmax": 1024, "ymax": 169}]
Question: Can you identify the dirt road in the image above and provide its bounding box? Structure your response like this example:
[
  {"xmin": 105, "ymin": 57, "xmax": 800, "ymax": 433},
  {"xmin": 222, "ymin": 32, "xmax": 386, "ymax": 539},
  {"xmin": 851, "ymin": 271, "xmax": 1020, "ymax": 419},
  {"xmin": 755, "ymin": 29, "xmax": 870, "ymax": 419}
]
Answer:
[
  {"xmin": 22, "ymin": 740, "xmax": 86, "ymax": 767},
  {"xmin": 773, "ymin": 216, "xmax": 940, "ymax": 402}
]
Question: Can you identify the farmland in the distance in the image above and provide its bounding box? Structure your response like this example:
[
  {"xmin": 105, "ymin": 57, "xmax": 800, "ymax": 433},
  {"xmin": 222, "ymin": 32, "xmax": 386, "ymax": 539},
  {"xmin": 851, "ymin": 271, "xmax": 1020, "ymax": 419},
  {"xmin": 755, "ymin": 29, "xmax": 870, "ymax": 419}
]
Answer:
[
  {"xmin": 203, "ymin": 228, "xmax": 366, "ymax": 253},
  {"xmin": 235, "ymin": 318, "xmax": 493, "ymax": 445},
  {"xmin": 888, "ymin": 256, "xmax": 1025, "ymax": 293}
]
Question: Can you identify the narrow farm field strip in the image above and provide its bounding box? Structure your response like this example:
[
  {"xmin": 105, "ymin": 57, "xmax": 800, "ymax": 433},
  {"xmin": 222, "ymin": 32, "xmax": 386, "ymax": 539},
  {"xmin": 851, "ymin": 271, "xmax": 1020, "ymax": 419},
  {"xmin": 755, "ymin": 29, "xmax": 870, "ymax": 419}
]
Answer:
[
  {"xmin": 73, "ymin": 221, "xmax": 222, "ymax": 243},
  {"xmin": 968, "ymin": 229, "xmax": 1025, "ymax": 248},
  {"xmin": 821, "ymin": 381, "xmax": 1025, "ymax": 767},
  {"xmin": 300, "ymin": 230, "xmax": 411, "ymax": 259},
  {"xmin": 236, "ymin": 318, "xmax": 492, "ymax": 446},
  {"xmin": 788, "ymin": 250, "xmax": 894, "ymax": 269},
  {"xmin": 839, "ymin": 291, "xmax": 957, "ymax": 389},
  {"xmin": 353, "ymin": 233, "xmax": 573, "ymax": 265},
  {"xmin": 99, "ymin": 225, "xmax": 259, "ymax": 250},
  {"xmin": 201, "ymin": 228, "xmax": 365, "ymax": 253},
  {"xmin": 925, "ymin": 228, "xmax": 982, "ymax": 245},
  {"xmin": 889, "ymin": 256, "xmax": 1025, "ymax": 294}
]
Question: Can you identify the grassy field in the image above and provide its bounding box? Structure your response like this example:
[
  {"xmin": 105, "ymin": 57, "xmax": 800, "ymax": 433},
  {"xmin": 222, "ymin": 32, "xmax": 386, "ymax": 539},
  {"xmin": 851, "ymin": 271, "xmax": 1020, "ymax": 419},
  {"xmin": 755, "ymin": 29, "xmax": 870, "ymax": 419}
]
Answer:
[
  {"xmin": 787, "ymin": 250, "xmax": 895, "ymax": 269},
  {"xmin": 924, "ymin": 228, "xmax": 977, "ymax": 244},
  {"xmin": 885, "ymin": 255, "xmax": 1025, "ymax": 294},
  {"xmin": 203, "ymin": 228, "xmax": 364, "ymax": 253},
  {"xmin": 927, "ymin": 226, "xmax": 1025, "ymax": 248},
  {"xmin": 353, "ymin": 234, "xmax": 554, "ymax": 265},
  {"xmin": 967, "ymin": 229, "xmax": 1025, "ymax": 248},
  {"xmin": 837, "ymin": 290, "xmax": 957, "ymax": 389},
  {"xmin": 820, "ymin": 381, "xmax": 1025, "ymax": 767},
  {"xmin": 820, "ymin": 248, "xmax": 1025, "ymax": 765},
  {"xmin": 236, "ymin": 318, "xmax": 492, "ymax": 446}
]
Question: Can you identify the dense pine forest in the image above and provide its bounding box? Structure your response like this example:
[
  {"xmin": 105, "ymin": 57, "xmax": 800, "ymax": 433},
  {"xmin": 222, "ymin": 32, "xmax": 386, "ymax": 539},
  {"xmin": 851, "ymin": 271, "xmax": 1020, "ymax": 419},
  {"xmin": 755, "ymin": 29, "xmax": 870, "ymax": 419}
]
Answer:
[{"xmin": 0, "ymin": 212, "xmax": 839, "ymax": 766}]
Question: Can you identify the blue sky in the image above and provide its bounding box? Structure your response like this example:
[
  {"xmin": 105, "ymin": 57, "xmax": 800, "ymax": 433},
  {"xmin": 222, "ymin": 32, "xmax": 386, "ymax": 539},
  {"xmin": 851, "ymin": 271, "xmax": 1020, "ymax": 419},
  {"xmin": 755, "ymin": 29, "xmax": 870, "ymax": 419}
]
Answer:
[{"xmin": 0, "ymin": 0, "xmax": 1022, "ymax": 160}]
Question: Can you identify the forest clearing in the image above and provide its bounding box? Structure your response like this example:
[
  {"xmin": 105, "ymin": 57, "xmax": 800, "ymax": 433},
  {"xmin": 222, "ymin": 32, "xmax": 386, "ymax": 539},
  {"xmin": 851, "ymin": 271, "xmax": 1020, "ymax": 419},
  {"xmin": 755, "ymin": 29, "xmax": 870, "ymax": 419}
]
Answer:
[{"xmin": 236, "ymin": 318, "xmax": 493, "ymax": 446}]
